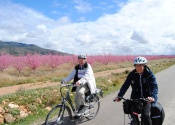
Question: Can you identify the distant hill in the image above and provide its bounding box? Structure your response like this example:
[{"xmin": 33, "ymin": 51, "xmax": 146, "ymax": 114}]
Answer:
[{"xmin": 0, "ymin": 40, "xmax": 69, "ymax": 56}]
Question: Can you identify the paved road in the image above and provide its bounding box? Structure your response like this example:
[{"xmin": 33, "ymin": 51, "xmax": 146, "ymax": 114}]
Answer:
[{"xmin": 73, "ymin": 65, "xmax": 175, "ymax": 125}]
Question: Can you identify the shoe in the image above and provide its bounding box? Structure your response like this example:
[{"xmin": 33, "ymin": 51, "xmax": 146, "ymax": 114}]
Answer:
[
  {"xmin": 89, "ymin": 105, "xmax": 94, "ymax": 109},
  {"xmin": 78, "ymin": 105, "xmax": 88, "ymax": 114},
  {"xmin": 74, "ymin": 115, "xmax": 80, "ymax": 119}
]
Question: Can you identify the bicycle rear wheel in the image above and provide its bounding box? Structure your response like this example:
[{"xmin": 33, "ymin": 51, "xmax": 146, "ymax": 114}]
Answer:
[
  {"xmin": 85, "ymin": 95, "xmax": 100, "ymax": 120},
  {"xmin": 45, "ymin": 105, "xmax": 72, "ymax": 125}
]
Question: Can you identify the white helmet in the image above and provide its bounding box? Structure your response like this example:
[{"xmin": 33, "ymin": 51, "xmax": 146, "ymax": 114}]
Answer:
[
  {"xmin": 134, "ymin": 56, "xmax": 147, "ymax": 65},
  {"xmin": 78, "ymin": 54, "xmax": 87, "ymax": 59}
]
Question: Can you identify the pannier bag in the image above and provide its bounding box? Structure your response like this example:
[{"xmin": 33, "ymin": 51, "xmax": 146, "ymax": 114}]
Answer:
[
  {"xmin": 151, "ymin": 102, "xmax": 165, "ymax": 125},
  {"xmin": 123, "ymin": 100, "xmax": 131, "ymax": 114},
  {"xmin": 131, "ymin": 100, "xmax": 143, "ymax": 114},
  {"xmin": 123, "ymin": 100, "xmax": 143, "ymax": 114}
]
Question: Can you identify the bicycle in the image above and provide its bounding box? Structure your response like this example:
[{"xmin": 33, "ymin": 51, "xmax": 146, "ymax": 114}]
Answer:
[
  {"xmin": 45, "ymin": 83, "xmax": 103, "ymax": 125},
  {"xmin": 114, "ymin": 97, "xmax": 150, "ymax": 125}
]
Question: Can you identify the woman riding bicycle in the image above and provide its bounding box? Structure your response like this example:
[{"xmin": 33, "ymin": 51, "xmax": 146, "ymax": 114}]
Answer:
[
  {"xmin": 115, "ymin": 56, "xmax": 158, "ymax": 125},
  {"xmin": 61, "ymin": 54, "xmax": 97, "ymax": 119}
]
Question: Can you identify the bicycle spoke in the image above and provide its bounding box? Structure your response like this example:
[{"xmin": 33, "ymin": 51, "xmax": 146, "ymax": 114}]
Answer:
[
  {"xmin": 45, "ymin": 105, "xmax": 71, "ymax": 125},
  {"xmin": 85, "ymin": 96, "xmax": 100, "ymax": 120}
]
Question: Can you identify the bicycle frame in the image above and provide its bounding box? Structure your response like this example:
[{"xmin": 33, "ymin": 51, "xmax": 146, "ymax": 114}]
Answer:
[
  {"xmin": 59, "ymin": 83, "xmax": 103, "ymax": 117},
  {"xmin": 59, "ymin": 84, "xmax": 81, "ymax": 116},
  {"xmin": 45, "ymin": 83, "xmax": 103, "ymax": 125}
]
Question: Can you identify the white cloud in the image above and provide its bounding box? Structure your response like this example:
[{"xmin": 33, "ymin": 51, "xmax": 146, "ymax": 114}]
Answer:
[
  {"xmin": 75, "ymin": 34, "xmax": 93, "ymax": 43},
  {"xmin": 37, "ymin": 24, "xmax": 48, "ymax": 33},
  {"xmin": 73, "ymin": 0, "xmax": 92, "ymax": 13},
  {"xmin": 130, "ymin": 31, "xmax": 149, "ymax": 44},
  {"xmin": 1, "ymin": 0, "xmax": 175, "ymax": 55},
  {"xmin": 56, "ymin": 16, "xmax": 71, "ymax": 24}
]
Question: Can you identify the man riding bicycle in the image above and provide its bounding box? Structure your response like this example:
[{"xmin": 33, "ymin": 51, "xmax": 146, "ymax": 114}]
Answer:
[
  {"xmin": 115, "ymin": 56, "xmax": 158, "ymax": 125},
  {"xmin": 61, "ymin": 54, "xmax": 97, "ymax": 119}
]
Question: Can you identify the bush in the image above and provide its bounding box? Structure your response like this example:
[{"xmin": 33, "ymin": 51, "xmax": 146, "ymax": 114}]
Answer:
[
  {"xmin": 27, "ymin": 104, "xmax": 37, "ymax": 113},
  {"xmin": 125, "ymin": 70, "xmax": 130, "ymax": 74},
  {"xmin": 113, "ymin": 79, "xmax": 120, "ymax": 86}
]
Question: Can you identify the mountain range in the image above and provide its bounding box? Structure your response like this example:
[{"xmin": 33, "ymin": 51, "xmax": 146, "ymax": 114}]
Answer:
[{"xmin": 0, "ymin": 40, "xmax": 68, "ymax": 56}]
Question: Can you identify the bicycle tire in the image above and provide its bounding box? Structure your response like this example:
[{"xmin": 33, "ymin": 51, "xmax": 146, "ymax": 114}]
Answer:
[
  {"xmin": 45, "ymin": 104, "xmax": 72, "ymax": 125},
  {"xmin": 85, "ymin": 95, "xmax": 100, "ymax": 120}
]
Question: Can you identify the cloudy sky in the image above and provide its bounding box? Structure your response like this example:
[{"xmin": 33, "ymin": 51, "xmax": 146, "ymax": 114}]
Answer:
[{"xmin": 0, "ymin": 0, "xmax": 175, "ymax": 55}]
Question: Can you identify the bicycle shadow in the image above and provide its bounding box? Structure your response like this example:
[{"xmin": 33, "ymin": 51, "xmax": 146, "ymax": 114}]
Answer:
[
  {"xmin": 41, "ymin": 117, "xmax": 90, "ymax": 125},
  {"xmin": 70, "ymin": 117, "xmax": 91, "ymax": 125}
]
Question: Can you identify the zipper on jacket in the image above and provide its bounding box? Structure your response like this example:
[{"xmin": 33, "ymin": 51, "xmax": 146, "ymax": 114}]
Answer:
[{"xmin": 139, "ymin": 74, "xmax": 143, "ymax": 97}]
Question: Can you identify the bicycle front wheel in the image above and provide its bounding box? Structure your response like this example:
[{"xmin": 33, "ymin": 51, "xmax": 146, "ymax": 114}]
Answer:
[
  {"xmin": 85, "ymin": 95, "xmax": 100, "ymax": 120},
  {"xmin": 45, "ymin": 105, "xmax": 72, "ymax": 125}
]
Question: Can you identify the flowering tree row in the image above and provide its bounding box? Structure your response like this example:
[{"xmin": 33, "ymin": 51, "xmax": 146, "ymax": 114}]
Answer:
[
  {"xmin": 0, "ymin": 54, "xmax": 78, "ymax": 73},
  {"xmin": 87, "ymin": 55, "xmax": 175, "ymax": 65},
  {"xmin": 0, "ymin": 54, "xmax": 175, "ymax": 74}
]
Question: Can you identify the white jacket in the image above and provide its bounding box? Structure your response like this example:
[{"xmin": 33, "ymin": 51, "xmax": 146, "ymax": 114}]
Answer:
[{"xmin": 62, "ymin": 63, "xmax": 97, "ymax": 94}]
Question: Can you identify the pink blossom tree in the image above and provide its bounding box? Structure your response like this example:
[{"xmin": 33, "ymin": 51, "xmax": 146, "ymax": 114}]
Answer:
[
  {"xmin": 39, "ymin": 55, "xmax": 49, "ymax": 67},
  {"xmin": 86, "ymin": 55, "xmax": 95, "ymax": 65},
  {"xmin": 46, "ymin": 55, "xmax": 63, "ymax": 71},
  {"xmin": 61, "ymin": 55, "xmax": 78, "ymax": 68},
  {"xmin": 62, "ymin": 55, "xmax": 73, "ymax": 64},
  {"xmin": 0, "ymin": 54, "xmax": 12, "ymax": 72},
  {"xmin": 93, "ymin": 55, "xmax": 113, "ymax": 65},
  {"xmin": 70, "ymin": 55, "xmax": 78, "ymax": 65},
  {"xmin": 26, "ymin": 54, "xmax": 41, "ymax": 74},
  {"xmin": 12, "ymin": 56, "xmax": 26, "ymax": 75}
]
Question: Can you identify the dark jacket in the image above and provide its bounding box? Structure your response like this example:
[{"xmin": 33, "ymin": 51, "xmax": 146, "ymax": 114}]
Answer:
[{"xmin": 118, "ymin": 66, "xmax": 158, "ymax": 102}]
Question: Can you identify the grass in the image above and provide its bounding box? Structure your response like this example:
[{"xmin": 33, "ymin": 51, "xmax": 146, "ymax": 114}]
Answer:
[
  {"xmin": 0, "ymin": 87, "xmax": 61, "ymax": 125},
  {"xmin": 1, "ymin": 59, "xmax": 174, "ymax": 88},
  {"xmin": 0, "ymin": 61, "xmax": 133, "ymax": 88},
  {"xmin": 0, "ymin": 58, "xmax": 175, "ymax": 124}
]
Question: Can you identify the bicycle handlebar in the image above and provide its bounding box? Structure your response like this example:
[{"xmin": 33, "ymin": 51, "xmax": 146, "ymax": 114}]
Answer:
[
  {"xmin": 60, "ymin": 83, "xmax": 73, "ymax": 87},
  {"xmin": 60, "ymin": 83, "xmax": 78, "ymax": 87},
  {"xmin": 113, "ymin": 97, "xmax": 150, "ymax": 102}
]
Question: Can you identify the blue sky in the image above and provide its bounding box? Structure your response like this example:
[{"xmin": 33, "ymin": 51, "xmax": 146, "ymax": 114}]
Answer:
[
  {"xmin": 0, "ymin": 0, "xmax": 175, "ymax": 55},
  {"xmin": 10, "ymin": 0, "xmax": 126, "ymax": 22}
]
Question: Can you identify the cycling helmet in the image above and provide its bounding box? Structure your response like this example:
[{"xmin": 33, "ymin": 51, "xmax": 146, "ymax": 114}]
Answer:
[
  {"xmin": 134, "ymin": 56, "xmax": 147, "ymax": 65},
  {"xmin": 78, "ymin": 54, "xmax": 87, "ymax": 59}
]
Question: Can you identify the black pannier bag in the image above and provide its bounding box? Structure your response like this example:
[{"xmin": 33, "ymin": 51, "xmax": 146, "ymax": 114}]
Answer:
[
  {"xmin": 123, "ymin": 100, "xmax": 131, "ymax": 114},
  {"xmin": 123, "ymin": 100, "xmax": 143, "ymax": 114},
  {"xmin": 131, "ymin": 100, "xmax": 143, "ymax": 114},
  {"xmin": 151, "ymin": 102, "xmax": 165, "ymax": 125}
]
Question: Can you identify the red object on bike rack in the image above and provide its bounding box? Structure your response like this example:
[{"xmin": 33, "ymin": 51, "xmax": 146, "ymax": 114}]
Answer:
[{"xmin": 132, "ymin": 112, "xmax": 139, "ymax": 116}]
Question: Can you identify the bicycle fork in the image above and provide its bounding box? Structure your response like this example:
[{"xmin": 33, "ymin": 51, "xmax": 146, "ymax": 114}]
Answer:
[
  {"xmin": 55, "ymin": 104, "xmax": 65, "ymax": 124},
  {"xmin": 129, "ymin": 112, "xmax": 140, "ymax": 125}
]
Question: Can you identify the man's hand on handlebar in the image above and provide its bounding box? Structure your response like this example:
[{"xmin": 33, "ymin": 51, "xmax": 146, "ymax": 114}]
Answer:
[
  {"xmin": 75, "ymin": 81, "xmax": 81, "ymax": 86},
  {"xmin": 147, "ymin": 97, "xmax": 155, "ymax": 102}
]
